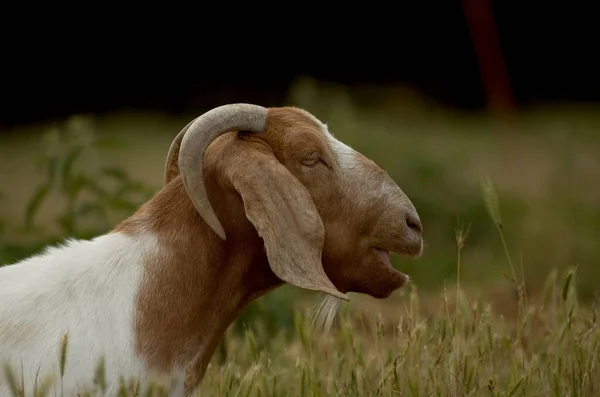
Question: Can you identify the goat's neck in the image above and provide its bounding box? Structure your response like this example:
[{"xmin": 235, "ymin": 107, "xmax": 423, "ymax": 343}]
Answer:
[{"xmin": 114, "ymin": 180, "xmax": 282, "ymax": 392}]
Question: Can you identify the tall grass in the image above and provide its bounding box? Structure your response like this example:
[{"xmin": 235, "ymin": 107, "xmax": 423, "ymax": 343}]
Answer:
[{"xmin": 3, "ymin": 259, "xmax": 598, "ymax": 395}]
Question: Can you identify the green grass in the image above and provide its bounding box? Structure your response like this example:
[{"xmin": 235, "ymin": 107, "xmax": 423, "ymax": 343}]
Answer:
[{"xmin": 1, "ymin": 76, "xmax": 600, "ymax": 395}]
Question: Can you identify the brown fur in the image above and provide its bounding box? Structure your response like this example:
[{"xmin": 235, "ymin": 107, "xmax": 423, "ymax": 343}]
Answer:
[{"xmin": 113, "ymin": 107, "xmax": 422, "ymax": 393}]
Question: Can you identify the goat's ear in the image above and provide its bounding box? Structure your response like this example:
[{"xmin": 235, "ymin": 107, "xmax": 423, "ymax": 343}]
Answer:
[{"xmin": 225, "ymin": 145, "xmax": 349, "ymax": 301}]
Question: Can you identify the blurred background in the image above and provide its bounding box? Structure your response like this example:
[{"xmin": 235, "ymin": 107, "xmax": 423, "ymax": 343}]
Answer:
[{"xmin": 1, "ymin": 1, "xmax": 598, "ymax": 346}]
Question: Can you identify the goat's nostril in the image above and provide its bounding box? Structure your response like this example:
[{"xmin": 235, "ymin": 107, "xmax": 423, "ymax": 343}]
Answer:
[{"xmin": 406, "ymin": 213, "xmax": 423, "ymax": 235}]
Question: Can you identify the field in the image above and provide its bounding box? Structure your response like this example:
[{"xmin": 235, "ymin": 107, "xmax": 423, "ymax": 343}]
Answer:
[{"xmin": 1, "ymin": 77, "xmax": 600, "ymax": 395}]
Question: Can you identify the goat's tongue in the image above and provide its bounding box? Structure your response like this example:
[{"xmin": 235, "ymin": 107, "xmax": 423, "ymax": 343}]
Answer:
[
  {"xmin": 377, "ymin": 249, "xmax": 393, "ymax": 267},
  {"xmin": 377, "ymin": 248, "xmax": 410, "ymax": 285}
]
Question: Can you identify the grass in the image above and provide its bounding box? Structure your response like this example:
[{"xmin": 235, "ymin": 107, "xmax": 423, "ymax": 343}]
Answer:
[
  {"xmin": 1, "ymin": 76, "xmax": 600, "ymax": 395},
  {"xmin": 3, "ymin": 259, "xmax": 598, "ymax": 395},
  {"xmin": 203, "ymin": 272, "xmax": 598, "ymax": 397}
]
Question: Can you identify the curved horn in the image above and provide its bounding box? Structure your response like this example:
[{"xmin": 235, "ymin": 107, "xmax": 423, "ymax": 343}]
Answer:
[
  {"xmin": 164, "ymin": 117, "xmax": 198, "ymax": 185},
  {"xmin": 177, "ymin": 103, "xmax": 268, "ymax": 240}
]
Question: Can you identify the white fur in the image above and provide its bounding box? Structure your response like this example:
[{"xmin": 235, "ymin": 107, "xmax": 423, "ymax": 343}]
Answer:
[
  {"xmin": 326, "ymin": 135, "xmax": 361, "ymax": 174},
  {"xmin": 311, "ymin": 294, "xmax": 342, "ymax": 332},
  {"xmin": 0, "ymin": 232, "xmax": 181, "ymax": 395}
]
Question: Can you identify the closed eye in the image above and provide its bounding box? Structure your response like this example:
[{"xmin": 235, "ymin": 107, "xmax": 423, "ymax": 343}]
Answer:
[
  {"xmin": 301, "ymin": 151, "xmax": 333, "ymax": 169},
  {"xmin": 301, "ymin": 152, "xmax": 321, "ymax": 167},
  {"xmin": 301, "ymin": 157, "xmax": 320, "ymax": 167}
]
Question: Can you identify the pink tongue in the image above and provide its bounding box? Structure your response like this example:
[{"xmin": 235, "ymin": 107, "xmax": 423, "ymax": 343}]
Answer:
[{"xmin": 377, "ymin": 249, "xmax": 392, "ymax": 267}]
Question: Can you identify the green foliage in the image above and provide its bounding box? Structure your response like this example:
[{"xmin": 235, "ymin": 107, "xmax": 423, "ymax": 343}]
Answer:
[
  {"xmin": 25, "ymin": 117, "xmax": 155, "ymax": 238},
  {"xmin": 0, "ymin": 117, "xmax": 155, "ymax": 264}
]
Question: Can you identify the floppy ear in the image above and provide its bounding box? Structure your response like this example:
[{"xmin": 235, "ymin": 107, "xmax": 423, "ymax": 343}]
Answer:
[{"xmin": 224, "ymin": 142, "xmax": 349, "ymax": 301}]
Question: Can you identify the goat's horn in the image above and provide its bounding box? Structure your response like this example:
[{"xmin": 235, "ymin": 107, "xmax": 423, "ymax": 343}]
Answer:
[
  {"xmin": 176, "ymin": 103, "xmax": 268, "ymax": 240},
  {"xmin": 164, "ymin": 117, "xmax": 198, "ymax": 186}
]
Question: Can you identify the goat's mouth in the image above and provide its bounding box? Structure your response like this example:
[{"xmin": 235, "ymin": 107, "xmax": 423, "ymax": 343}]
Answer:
[{"xmin": 374, "ymin": 248, "xmax": 410, "ymax": 283}]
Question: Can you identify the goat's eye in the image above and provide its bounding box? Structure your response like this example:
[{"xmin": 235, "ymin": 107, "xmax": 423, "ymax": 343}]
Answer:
[{"xmin": 301, "ymin": 152, "xmax": 321, "ymax": 167}]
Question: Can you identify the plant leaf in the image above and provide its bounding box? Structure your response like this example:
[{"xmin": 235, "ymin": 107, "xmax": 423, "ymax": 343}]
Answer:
[
  {"xmin": 61, "ymin": 146, "xmax": 84, "ymax": 184},
  {"xmin": 25, "ymin": 184, "xmax": 51, "ymax": 231},
  {"xmin": 101, "ymin": 167, "xmax": 130, "ymax": 183}
]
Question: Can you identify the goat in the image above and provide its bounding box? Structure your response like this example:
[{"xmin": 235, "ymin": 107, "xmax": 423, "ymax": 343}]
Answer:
[{"xmin": 0, "ymin": 104, "xmax": 423, "ymax": 396}]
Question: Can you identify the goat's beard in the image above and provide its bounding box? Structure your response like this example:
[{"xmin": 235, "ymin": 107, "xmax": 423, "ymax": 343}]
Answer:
[{"xmin": 310, "ymin": 294, "xmax": 343, "ymax": 333}]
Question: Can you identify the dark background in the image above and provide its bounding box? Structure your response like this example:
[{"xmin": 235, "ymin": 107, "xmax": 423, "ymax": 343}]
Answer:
[{"xmin": 1, "ymin": 1, "xmax": 598, "ymax": 128}]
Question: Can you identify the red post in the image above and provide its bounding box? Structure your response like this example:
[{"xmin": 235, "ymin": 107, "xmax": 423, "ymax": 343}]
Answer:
[{"xmin": 462, "ymin": 0, "xmax": 516, "ymax": 119}]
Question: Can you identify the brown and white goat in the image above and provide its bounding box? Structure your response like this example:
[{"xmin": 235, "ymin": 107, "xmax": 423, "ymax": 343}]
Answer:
[{"xmin": 0, "ymin": 104, "xmax": 423, "ymax": 395}]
